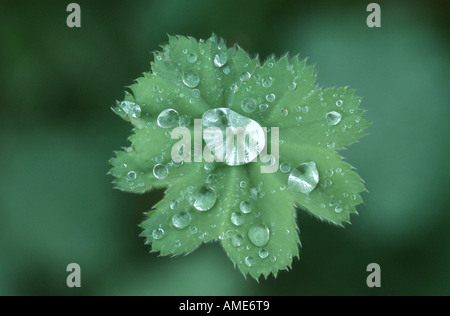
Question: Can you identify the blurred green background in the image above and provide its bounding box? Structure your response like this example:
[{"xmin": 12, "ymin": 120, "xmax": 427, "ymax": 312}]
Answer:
[{"xmin": 0, "ymin": 0, "xmax": 449, "ymax": 295}]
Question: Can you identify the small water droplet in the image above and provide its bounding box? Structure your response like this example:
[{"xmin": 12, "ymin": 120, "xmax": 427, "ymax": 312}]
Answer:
[
  {"xmin": 182, "ymin": 71, "xmax": 200, "ymax": 88},
  {"xmin": 266, "ymin": 93, "xmax": 276, "ymax": 102},
  {"xmin": 192, "ymin": 186, "xmax": 217, "ymax": 211},
  {"xmin": 213, "ymin": 52, "xmax": 227, "ymax": 67},
  {"xmin": 126, "ymin": 171, "xmax": 137, "ymax": 181},
  {"xmin": 262, "ymin": 77, "xmax": 273, "ymax": 88},
  {"xmin": 206, "ymin": 173, "xmax": 216, "ymax": 184},
  {"xmin": 280, "ymin": 162, "xmax": 291, "ymax": 173},
  {"xmin": 240, "ymin": 201, "xmax": 252, "ymax": 214},
  {"xmin": 335, "ymin": 206, "xmax": 343, "ymax": 213},
  {"xmin": 170, "ymin": 200, "xmax": 178, "ymax": 210},
  {"xmin": 187, "ymin": 53, "xmax": 197, "ymax": 63},
  {"xmin": 189, "ymin": 226, "xmax": 198, "ymax": 234},
  {"xmin": 245, "ymin": 256, "xmax": 255, "ymax": 267},
  {"xmin": 336, "ymin": 100, "xmax": 343, "ymax": 107},
  {"xmin": 231, "ymin": 212, "xmax": 244, "ymax": 226},
  {"xmin": 248, "ymin": 224, "xmax": 270, "ymax": 247},
  {"xmin": 172, "ymin": 211, "xmax": 191, "ymax": 229},
  {"xmin": 157, "ymin": 109, "xmax": 180, "ymax": 128},
  {"xmin": 240, "ymin": 71, "xmax": 251, "ymax": 81},
  {"xmin": 241, "ymin": 97, "xmax": 257, "ymax": 113},
  {"xmin": 259, "ymin": 103, "xmax": 269, "ymax": 111},
  {"xmin": 152, "ymin": 227, "xmax": 165, "ymax": 240},
  {"xmin": 350, "ymin": 195, "xmax": 357, "ymax": 201},
  {"xmin": 239, "ymin": 181, "xmax": 247, "ymax": 188},
  {"xmin": 191, "ymin": 89, "xmax": 200, "ymax": 98},
  {"xmin": 153, "ymin": 164, "xmax": 169, "ymax": 179},
  {"xmin": 326, "ymin": 169, "xmax": 334, "ymax": 176},
  {"xmin": 222, "ymin": 66, "xmax": 231, "ymax": 74},
  {"xmin": 288, "ymin": 82, "xmax": 297, "ymax": 90},
  {"xmin": 287, "ymin": 161, "xmax": 319, "ymax": 194},
  {"xmin": 326, "ymin": 111, "xmax": 342, "ymax": 126},
  {"xmin": 231, "ymin": 234, "xmax": 243, "ymax": 247},
  {"xmin": 259, "ymin": 249, "xmax": 269, "ymax": 259}
]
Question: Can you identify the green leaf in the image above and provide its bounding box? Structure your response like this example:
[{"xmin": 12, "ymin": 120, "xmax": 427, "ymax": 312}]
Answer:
[{"xmin": 110, "ymin": 34, "xmax": 369, "ymax": 280}]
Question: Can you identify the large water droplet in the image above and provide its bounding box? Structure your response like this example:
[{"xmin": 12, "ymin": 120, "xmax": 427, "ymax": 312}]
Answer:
[
  {"xmin": 157, "ymin": 109, "xmax": 180, "ymax": 128},
  {"xmin": 192, "ymin": 186, "xmax": 217, "ymax": 211},
  {"xmin": 172, "ymin": 211, "xmax": 191, "ymax": 229},
  {"xmin": 239, "ymin": 201, "xmax": 252, "ymax": 214},
  {"xmin": 202, "ymin": 108, "xmax": 266, "ymax": 166},
  {"xmin": 326, "ymin": 111, "xmax": 342, "ymax": 126},
  {"xmin": 241, "ymin": 98, "xmax": 257, "ymax": 113},
  {"xmin": 119, "ymin": 101, "xmax": 141, "ymax": 118},
  {"xmin": 231, "ymin": 212, "xmax": 244, "ymax": 226},
  {"xmin": 152, "ymin": 227, "xmax": 165, "ymax": 240},
  {"xmin": 287, "ymin": 161, "xmax": 319, "ymax": 194},
  {"xmin": 182, "ymin": 71, "xmax": 200, "ymax": 88},
  {"xmin": 248, "ymin": 224, "xmax": 270, "ymax": 247},
  {"xmin": 153, "ymin": 164, "xmax": 169, "ymax": 179},
  {"xmin": 213, "ymin": 52, "xmax": 227, "ymax": 67}
]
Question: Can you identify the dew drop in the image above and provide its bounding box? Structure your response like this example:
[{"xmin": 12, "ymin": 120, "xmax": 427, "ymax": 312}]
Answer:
[
  {"xmin": 153, "ymin": 164, "xmax": 169, "ymax": 179},
  {"xmin": 152, "ymin": 227, "xmax": 165, "ymax": 240},
  {"xmin": 189, "ymin": 226, "xmax": 198, "ymax": 234},
  {"xmin": 192, "ymin": 186, "xmax": 217, "ymax": 211},
  {"xmin": 231, "ymin": 234, "xmax": 243, "ymax": 247},
  {"xmin": 191, "ymin": 88, "xmax": 201, "ymax": 98},
  {"xmin": 126, "ymin": 171, "xmax": 137, "ymax": 181},
  {"xmin": 262, "ymin": 77, "xmax": 273, "ymax": 88},
  {"xmin": 266, "ymin": 93, "xmax": 276, "ymax": 102},
  {"xmin": 335, "ymin": 206, "xmax": 343, "ymax": 214},
  {"xmin": 187, "ymin": 53, "xmax": 197, "ymax": 63},
  {"xmin": 259, "ymin": 103, "xmax": 269, "ymax": 111},
  {"xmin": 119, "ymin": 101, "xmax": 141, "ymax": 118},
  {"xmin": 241, "ymin": 97, "xmax": 257, "ymax": 113},
  {"xmin": 245, "ymin": 256, "xmax": 255, "ymax": 267},
  {"xmin": 182, "ymin": 71, "xmax": 200, "ymax": 88},
  {"xmin": 231, "ymin": 212, "xmax": 244, "ymax": 226},
  {"xmin": 157, "ymin": 109, "xmax": 180, "ymax": 128},
  {"xmin": 222, "ymin": 66, "xmax": 231, "ymax": 74},
  {"xmin": 326, "ymin": 111, "xmax": 342, "ymax": 126},
  {"xmin": 202, "ymin": 108, "xmax": 265, "ymax": 166},
  {"xmin": 288, "ymin": 82, "xmax": 297, "ymax": 90},
  {"xmin": 240, "ymin": 71, "xmax": 251, "ymax": 81},
  {"xmin": 336, "ymin": 100, "xmax": 343, "ymax": 107},
  {"xmin": 350, "ymin": 195, "xmax": 357, "ymax": 201},
  {"xmin": 213, "ymin": 52, "xmax": 227, "ymax": 67},
  {"xmin": 170, "ymin": 200, "xmax": 178, "ymax": 210},
  {"xmin": 240, "ymin": 201, "xmax": 252, "ymax": 214},
  {"xmin": 172, "ymin": 211, "xmax": 191, "ymax": 229},
  {"xmin": 287, "ymin": 161, "xmax": 319, "ymax": 194},
  {"xmin": 280, "ymin": 162, "xmax": 291, "ymax": 173},
  {"xmin": 259, "ymin": 249, "xmax": 269, "ymax": 259},
  {"xmin": 248, "ymin": 224, "xmax": 270, "ymax": 247}
]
